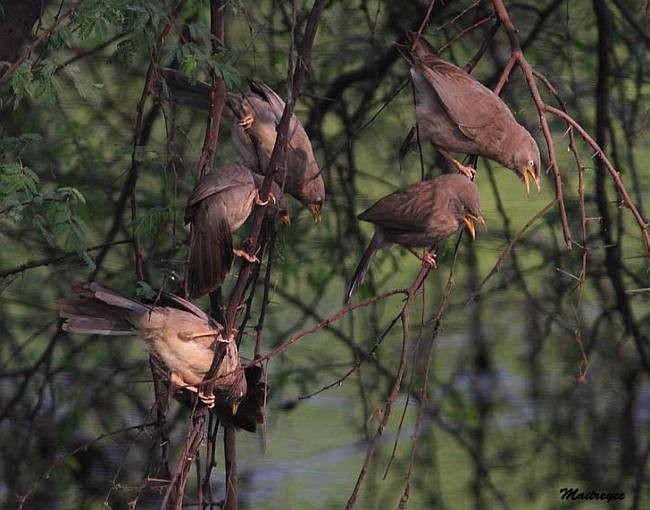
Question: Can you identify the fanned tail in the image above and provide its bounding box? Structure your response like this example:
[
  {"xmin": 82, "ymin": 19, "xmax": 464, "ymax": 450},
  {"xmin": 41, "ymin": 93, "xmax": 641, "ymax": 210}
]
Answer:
[{"xmin": 57, "ymin": 283, "xmax": 148, "ymax": 336}]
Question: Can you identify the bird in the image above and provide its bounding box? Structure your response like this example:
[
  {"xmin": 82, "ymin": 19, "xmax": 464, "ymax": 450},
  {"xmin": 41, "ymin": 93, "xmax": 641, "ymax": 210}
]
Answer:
[
  {"xmin": 184, "ymin": 163, "xmax": 290, "ymax": 300},
  {"xmin": 57, "ymin": 283, "xmax": 247, "ymax": 413},
  {"xmin": 161, "ymin": 69, "xmax": 326, "ymax": 222},
  {"xmin": 346, "ymin": 173, "xmax": 484, "ymax": 302},
  {"xmin": 403, "ymin": 34, "xmax": 541, "ymax": 193}
]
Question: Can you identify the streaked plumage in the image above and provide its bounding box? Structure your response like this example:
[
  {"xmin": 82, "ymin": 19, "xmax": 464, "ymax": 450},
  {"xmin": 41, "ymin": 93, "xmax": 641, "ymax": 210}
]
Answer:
[{"xmin": 346, "ymin": 174, "xmax": 483, "ymax": 302}]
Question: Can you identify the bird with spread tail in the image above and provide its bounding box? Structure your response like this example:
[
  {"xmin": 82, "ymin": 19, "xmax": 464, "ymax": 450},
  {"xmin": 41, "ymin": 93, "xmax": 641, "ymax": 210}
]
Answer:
[
  {"xmin": 161, "ymin": 69, "xmax": 325, "ymax": 222},
  {"xmin": 184, "ymin": 163, "xmax": 290, "ymax": 300},
  {"xmin": 57, "ymin": 283, "xmax": 246, "ymax": 414},
  {"xmin": 346, "ymin": 174, "xmax": 484, "ymax": 302},
  {"xmin": 402, "ymin": 34, "xmax": 541, "ymax": 193}
]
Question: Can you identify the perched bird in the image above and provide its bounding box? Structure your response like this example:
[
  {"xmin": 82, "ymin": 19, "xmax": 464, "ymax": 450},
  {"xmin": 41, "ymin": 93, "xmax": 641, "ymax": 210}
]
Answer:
[
  {"xmin": 184, "ymin": 163, "xmax": 290, "ymax": 300},
  {"xmin": 57, "ymin": 283, "xmax": 246, "ymax": 413},
  {"xmin": 403, "ymin": 35, "xmax": 541, "ymax": 193},
  {"xmin": 161, "ymin": 69, "xmax": 325, "ymax": 222},
  {"xmin": 346, "ymin": 174, "xmax": 484, "ymax": 302}
]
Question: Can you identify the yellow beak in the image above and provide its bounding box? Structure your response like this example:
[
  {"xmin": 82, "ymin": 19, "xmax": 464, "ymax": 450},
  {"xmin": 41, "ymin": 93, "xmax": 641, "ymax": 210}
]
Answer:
[
  {"xmin": 279, "ymin": 211, "xmax": 291, "ymax": 225},
  {"xmin": 463, "ymin": 214, "xmax": 485, "ymax": 240},
  {"xmin": 307, "ymin": 204, "xmax": 322, "ymax": 224},
  {"xmin": 523, "ymin": 168, "xmax": 541, "ymax": 194},
  {"xmin": 231, "ymin": 400, "xmax": 240, "ymax": 416}
]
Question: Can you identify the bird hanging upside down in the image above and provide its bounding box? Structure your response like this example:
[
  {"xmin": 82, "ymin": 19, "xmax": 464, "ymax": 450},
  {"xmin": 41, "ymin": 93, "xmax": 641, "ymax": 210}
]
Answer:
[
  {"xmin": 346, "ymin": 173, "xmax": 484, "ymax": 302},
  {"xmin": 161, "ymin": 69, "xmax": 326, "ymax": 222},
  {"xmin": 57, "ymin": 283, "xmax": 246, "ymax": 414}
]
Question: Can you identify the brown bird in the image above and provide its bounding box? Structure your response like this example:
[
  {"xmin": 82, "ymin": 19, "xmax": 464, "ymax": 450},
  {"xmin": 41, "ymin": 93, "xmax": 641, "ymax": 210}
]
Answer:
[
  {"xmin": 346, "ymin": 174, "xmax": 484, "ymax": 302},
  {"xmin": 161, "ymin": 69, "xmax": 325, "ymax": 222},
  {"xmin": 404, "ymin": 35, "xmax": 541, "ymax": 193},
  {"xmin": 57, "ymin": 283, "xmax": 246, "ymax": 412},
  {"xmin": 184, "ymin": 163, "xmax": 290, "ymax": 300}
]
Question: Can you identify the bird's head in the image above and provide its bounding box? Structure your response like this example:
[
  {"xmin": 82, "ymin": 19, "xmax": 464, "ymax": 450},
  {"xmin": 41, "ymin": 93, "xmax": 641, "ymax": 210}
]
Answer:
[
  {"xmin": 445, "ymin": 174, "xmax": 485, "ymax": 240},
  {"xmin": 219, "ymin": 368, "xmax": 248, "ymax": 416},
  {"xmin": 510, "ymin": 132, "xmax": 541, "ymax": 193},
  {"xmin": 267, "ymin": 182, "xmax": 291, "ymax": 225},
  {"xmin": 302, "ymin": 171, "xmax": 325, "ymax": 223}
]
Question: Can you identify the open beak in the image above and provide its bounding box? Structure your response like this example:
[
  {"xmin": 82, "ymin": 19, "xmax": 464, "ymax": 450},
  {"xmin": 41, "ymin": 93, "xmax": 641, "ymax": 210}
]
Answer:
[
  {"xmin": 523, "ymin": 168, "xmax": 541, "ymax": 194},
  {"xmin": 231, "ymin": 401, "xmax": 240, "ymax": 416},
  {"xmin": 463, "ymin": 214, "xmax": 485, "ymax": 240},
  {"xmin": 279, "ymin": 211, "xmax": 291, "ymax": 226},
  {"xmin": 307, "ymin": 203, "xmax": 322, "ymax": 224}
]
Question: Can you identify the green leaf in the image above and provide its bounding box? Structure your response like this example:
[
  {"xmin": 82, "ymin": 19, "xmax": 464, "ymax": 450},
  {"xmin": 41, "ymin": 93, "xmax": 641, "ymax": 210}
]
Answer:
[
  {"xmin": 131, "ymin": 206, "xmax": 172, "ymax": 243},
  {"xmin": 136, "ymin": 281, "xmax": 156, "ymax": 300}
]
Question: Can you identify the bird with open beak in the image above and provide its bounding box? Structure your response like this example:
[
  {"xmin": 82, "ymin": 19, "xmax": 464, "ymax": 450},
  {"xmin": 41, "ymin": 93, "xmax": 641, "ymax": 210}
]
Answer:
[
  {"xmin": 403, "ymin": 34, "xmax": 541, "ymax": 193},
  {"xmin": 160, "ymin": 69, "xmax": 325, "ymax": 221},
  {"xmin": 57, "ymin": 283, "xmax": 247, "ymax": 414},
  {"xmin": 184, "ymin": 163, "xmax": 290, "ymax": 299},
  {"xmin": 346, "ymin": 174, "xmax": 484, "ymax": 302}
]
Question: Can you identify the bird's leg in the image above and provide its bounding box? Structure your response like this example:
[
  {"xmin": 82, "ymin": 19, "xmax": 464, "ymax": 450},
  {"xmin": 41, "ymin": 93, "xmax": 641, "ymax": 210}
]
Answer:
[
  {"xmin": 170, "ymin": 373, "xmax": 216, "ymax": 408},
  {"xmin": 255, "ymin": 191, "xmax": 276, "ymax": 207},
  {"xmin": 233, "ymin": 247, "xmax": 259, "ymax": 263},
  {"xmin": 182, "ymin": 330, "xmax": 230, "ymax": 342},
  {"xmin": 237, "ymin": 103, "xmax": 254, "ymax": 130},
  {"xmin": 407, "ymin": 248, "xmax": 437, "ymax": 269},
  {"xmin": 244, "ymin": 189, "xmax": 259, "ymax": 211},
  {"xmin": 439, "ymin": 149, "xmax": 476, "ymax": 179}
]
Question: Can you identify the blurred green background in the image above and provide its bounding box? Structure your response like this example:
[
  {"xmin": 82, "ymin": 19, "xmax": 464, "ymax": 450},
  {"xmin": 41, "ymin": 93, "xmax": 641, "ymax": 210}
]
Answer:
[{"xmin": 1, "ymin": 0, "xmax": 649, "ymax": 508}]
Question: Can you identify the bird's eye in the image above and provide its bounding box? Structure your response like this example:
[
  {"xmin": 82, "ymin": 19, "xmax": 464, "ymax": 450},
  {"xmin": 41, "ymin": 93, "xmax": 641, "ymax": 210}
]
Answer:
[{"xmin": 528, "ymin": 159, "xmax": 535, "ymax": 168}]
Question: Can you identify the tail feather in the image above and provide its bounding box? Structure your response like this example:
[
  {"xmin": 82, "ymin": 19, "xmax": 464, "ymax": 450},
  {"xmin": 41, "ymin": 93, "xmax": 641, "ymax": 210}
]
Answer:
[
  {"xmin": 61, "ymin": 317, "xmax": 133, "ymax": 336},
  {"xmin": 88, "ymin": 283, "xmax": 148, "ymax": 314},
  {"xmin": 346, "ymin": 233, "xmax": 383, "ymax": 303},
  {"xmin": 57, "ymin": 285, "xmax": 145, "ymax": 336},
  {"xmin": 185, "ymin": 204, "xmax": 234, "ymax": 299},
  {"xmin": 161, "ymin": 68, "xmax": 211, "ymax": 111}
]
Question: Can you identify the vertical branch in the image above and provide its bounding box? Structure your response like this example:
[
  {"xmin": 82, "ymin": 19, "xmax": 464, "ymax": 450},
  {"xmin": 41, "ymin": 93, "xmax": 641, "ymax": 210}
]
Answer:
[
  {"xmin": 91, "ymin": 0, "xmax": 188, "ymax": 280},
  {"xmin": 222, "ymin": 0, "xmax": 326, "ymax": 333},
  {"xmin": 591, "ymin": 0, "xmax": 650, "ymax": 371},
  {"xmin": 490, "ymin": 0, "xmax": 573, "ymax": 250},
  {"xmin": 196, "ymin": 0, "xmax": 226, "ymax": 179},
  {"xmin": 345, "ymin": 267, "xmax": 433, "ymax": 510}
]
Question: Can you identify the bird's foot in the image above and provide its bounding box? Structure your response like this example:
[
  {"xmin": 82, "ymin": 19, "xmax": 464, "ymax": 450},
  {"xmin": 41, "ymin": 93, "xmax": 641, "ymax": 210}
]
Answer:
[
  {"xmin": 408, "ymin": 248, "xmax": 437, "ymax": 268},
  {"xmin": 183, "ymin": 329, "xmax": 221, "ymax": 341},
  {"xmin": 238, "ymin": 113, "xmax": 254, "ymax": 130},
  {"xmin": 422, "ymin": 252, "xmax": 437, "ymax": 269},
  {"xmin": 233, "ymin": 248, "xmax": 259, "ymax": 263},
  {"xmin": 439, "ymin": 150, "xmax": 476, "ymax": 179},
  {"xmin": 453, "ymin": 161, "xmax": 476, "ymax": 179},
  {"xmin": 255, "ymin": 192, "xmax": 276, "ymax": 207},
  {"xmin": 198, "ymin": 390, "xmax": 215, "ymax": 408}
]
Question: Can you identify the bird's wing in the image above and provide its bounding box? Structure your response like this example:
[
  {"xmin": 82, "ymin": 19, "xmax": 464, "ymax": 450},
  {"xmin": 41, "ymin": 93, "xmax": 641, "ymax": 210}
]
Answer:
[
  {"xmin": 248, "ymin": 80, "xmax": 285, "ymax": 121},
  {"xmin": 249, "ymin": 80, "xmax": 317, "ymax": 173},
  {"xmin": 359, "ymin": 181, "xmax": 436, "ymax": 234},
  {"xmin": 159, "ymin": 292, "xmax": 212, "ymax": 322},
  {"xmin": 419, "ymin": 61, "xmax": 513, "ymax": 149},
  {"xmin": 184, "ymin": 165, "xmax": 254, "ymax": 223}
]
